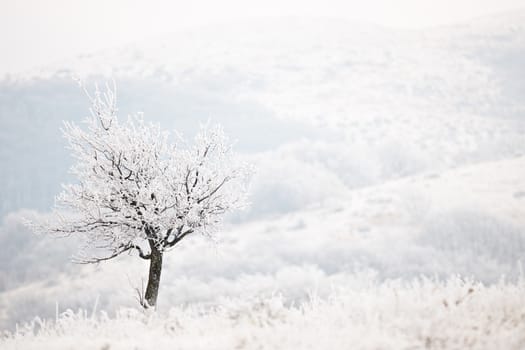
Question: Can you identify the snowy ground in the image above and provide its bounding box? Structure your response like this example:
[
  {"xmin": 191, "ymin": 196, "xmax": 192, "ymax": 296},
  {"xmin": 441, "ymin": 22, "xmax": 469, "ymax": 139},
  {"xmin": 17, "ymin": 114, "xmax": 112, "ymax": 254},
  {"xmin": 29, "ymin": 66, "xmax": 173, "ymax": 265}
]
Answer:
[
  {"xmin": 3, "ymin": 278, "xmax": 525, "ymax": 350},
  {"xmin": 1, "ymin": 156, "xmax": 524, "ymax": 348},
  {"xmin": 1, "ymin": 10, "xmax": 525, "ymax": 349}
]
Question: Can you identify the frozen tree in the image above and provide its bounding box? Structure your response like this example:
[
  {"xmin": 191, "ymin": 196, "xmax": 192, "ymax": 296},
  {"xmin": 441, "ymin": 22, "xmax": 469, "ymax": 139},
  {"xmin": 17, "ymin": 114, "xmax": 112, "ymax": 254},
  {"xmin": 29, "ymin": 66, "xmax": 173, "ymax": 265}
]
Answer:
[{"xmin": 32, "ymin": 83, "xmax": 252, "ymax": 308}]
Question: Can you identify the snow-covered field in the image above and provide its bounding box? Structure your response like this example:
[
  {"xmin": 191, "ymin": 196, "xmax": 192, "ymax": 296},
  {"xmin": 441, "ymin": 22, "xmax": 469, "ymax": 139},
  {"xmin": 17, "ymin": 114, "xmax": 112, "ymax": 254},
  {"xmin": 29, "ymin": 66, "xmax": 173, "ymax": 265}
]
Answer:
[
  {"xmin": 1, "ymin": 10, "xmax": 525, "ymax": 349},
  {"xmin": 3, "ymin": 278, "xmax": 525, "ymax": 350}
]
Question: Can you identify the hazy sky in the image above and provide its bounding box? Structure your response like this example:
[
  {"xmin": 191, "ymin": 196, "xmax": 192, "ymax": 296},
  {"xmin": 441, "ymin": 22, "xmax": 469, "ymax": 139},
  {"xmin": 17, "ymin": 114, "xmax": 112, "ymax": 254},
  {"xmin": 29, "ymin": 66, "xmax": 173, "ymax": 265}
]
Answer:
[{"xmin": 1, "ymin": 0, "xmax": 524, "ymax": 76}]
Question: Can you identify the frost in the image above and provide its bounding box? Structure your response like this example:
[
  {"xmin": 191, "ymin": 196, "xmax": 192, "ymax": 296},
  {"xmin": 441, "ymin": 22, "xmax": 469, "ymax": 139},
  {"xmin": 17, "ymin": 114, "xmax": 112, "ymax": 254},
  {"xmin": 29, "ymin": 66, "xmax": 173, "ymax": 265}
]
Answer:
[
  {"xmin": 2, "ymin": 277, "xmax": 525, "ymax": 350},
  {"xmin": 30, "ymin": 82, "xmax": 252, "ymax": 264}
]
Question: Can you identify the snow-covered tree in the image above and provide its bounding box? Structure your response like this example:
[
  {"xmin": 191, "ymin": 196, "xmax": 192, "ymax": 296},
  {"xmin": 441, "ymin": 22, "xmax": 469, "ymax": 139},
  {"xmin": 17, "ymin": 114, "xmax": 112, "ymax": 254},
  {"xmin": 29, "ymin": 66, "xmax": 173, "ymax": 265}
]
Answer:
[{"xmin": 32, "ymin": 83, "xmax": 252, "ymax": 308}]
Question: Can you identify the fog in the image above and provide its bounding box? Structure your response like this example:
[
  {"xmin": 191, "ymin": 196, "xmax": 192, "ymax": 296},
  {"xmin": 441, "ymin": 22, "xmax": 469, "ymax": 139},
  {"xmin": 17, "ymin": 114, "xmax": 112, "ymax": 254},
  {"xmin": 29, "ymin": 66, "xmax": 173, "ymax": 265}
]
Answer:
[{"xmin": 0, "ymin": 7, "xmax": 525, "ymax": 346}]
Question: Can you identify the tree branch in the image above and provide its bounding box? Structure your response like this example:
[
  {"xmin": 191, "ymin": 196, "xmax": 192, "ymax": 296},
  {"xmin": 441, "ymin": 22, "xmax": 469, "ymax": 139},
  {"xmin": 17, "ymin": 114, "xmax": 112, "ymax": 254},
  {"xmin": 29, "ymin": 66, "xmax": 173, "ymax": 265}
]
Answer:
[
  {"xmin": 197, "ymin": 176, "xmax": 230, "ymax": 204},
  {"xmin": 164, "ymin": 228, "xmax": 193, "ymax": 248}
]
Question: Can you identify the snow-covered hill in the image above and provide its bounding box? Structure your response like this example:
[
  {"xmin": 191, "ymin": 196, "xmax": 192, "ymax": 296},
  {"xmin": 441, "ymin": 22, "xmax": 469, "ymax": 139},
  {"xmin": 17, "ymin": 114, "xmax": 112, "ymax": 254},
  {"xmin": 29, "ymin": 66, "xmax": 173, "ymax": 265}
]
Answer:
[
  {"xmin": 2, "ymin": 13, "xmax": 525, "ymax": 216},
  {"xmin": 1, "ymin": 10, "xmax": 525, "ymax": 348},
  {"xmin": 1, "ymin": 155, "xmax": 524, "ymax": 332}
]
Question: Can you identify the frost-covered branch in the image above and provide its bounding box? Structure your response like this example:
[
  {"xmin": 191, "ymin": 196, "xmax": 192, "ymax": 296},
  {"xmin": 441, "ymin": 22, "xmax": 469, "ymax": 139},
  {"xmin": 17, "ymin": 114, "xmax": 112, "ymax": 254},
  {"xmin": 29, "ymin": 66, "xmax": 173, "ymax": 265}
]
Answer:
[{"xmin": 32, "ymin": 83, "xmax": 253, "ymax": 264}]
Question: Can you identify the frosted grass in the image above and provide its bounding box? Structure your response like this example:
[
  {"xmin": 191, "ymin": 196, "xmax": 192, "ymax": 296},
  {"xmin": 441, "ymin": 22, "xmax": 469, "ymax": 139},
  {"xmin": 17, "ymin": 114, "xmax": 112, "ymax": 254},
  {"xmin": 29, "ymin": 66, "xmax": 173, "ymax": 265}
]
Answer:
[{"xmin": 3, "ymin": 277, "xmax": 525, "ymax": 350}]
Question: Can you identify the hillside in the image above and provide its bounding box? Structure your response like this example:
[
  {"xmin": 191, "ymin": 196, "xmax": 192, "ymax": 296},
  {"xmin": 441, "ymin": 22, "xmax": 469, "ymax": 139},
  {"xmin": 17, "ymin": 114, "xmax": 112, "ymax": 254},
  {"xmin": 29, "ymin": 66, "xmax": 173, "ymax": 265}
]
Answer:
[
  {"xmin": 1, "ymin": 10, "xmax": 525, "ymax": 348},
  {"xmin": 1, "ymin": 13, "xmax": 525, "ymax": 217},
  {"xmin": 1, "ymin": 155, "xmax": 524, "ymax": 331}
]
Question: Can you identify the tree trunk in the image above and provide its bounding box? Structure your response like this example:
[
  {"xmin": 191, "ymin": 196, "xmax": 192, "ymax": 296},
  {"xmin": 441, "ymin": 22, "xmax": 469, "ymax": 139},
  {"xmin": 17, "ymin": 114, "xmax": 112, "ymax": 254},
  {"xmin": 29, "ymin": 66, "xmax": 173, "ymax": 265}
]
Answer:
[{"xmin": 144, "ymin": 245, "xmax": 163, "ymax": 308}]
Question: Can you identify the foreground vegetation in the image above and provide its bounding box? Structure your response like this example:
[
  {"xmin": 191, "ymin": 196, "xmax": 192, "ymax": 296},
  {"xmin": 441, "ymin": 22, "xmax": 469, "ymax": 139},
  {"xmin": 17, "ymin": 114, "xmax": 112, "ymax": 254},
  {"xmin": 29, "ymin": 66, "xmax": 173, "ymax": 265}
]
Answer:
[{"xmin": 2, "ymin": 277, "xmax": 525, "ymax": 350}]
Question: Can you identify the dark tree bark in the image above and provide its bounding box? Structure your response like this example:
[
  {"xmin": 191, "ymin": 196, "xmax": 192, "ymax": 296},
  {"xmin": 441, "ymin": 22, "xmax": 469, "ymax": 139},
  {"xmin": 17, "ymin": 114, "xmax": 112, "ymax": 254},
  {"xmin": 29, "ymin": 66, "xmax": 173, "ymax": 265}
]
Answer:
[{"xmin": 144, "ymin": 243, "xmax": 163, "ymax": 308}]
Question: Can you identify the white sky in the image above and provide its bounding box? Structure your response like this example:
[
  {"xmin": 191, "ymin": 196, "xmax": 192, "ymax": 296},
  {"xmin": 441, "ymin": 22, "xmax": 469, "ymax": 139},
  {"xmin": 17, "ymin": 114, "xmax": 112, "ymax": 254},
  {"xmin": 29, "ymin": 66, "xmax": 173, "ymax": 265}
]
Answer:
[{"xmin": 1, "ymin": 0, "xmax": 524, "ymax": 76}]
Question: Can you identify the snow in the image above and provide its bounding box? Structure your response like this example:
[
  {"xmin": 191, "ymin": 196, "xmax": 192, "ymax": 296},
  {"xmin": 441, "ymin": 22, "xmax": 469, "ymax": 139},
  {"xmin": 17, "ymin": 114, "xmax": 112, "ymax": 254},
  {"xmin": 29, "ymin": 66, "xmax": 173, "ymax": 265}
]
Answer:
[
  {"xmin": 35, "ymin": 87, "xmax": 251, "ymax": 265},
  {"xmin": 3, "ymin": 278, "xmax": 525, "ymax": 350},
  {"xmin": 1, "ymin": 156, "xmax": 524, "ymax": 340},
  {"xmin": 1, "ymin": 10, "xmax": 525, "ymax": 349}
]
